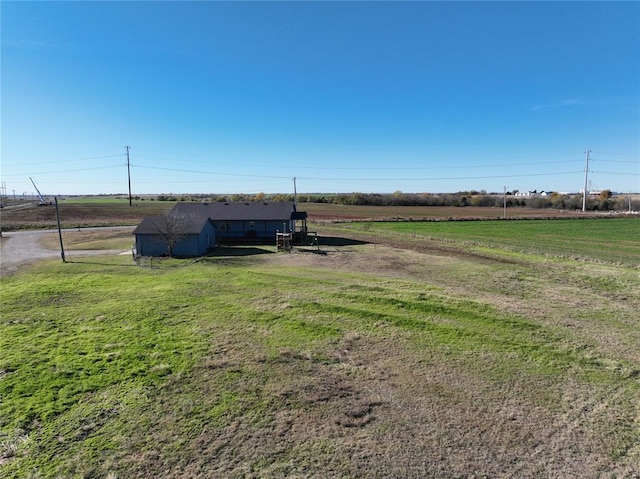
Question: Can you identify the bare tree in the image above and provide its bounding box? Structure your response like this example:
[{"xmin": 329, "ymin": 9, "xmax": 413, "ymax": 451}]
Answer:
[
  {"xmin": 599, "ymin": 189, "xmax": 612, "ymax": 200},
  {"xmin": 150, "ymin": 213, "xmax": 194, "ymax": 257}
]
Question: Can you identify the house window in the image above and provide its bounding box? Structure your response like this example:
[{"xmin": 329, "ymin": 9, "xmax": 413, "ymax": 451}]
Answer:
[
  {"xmin": 249, "ymin": 221, "xmax": 255, "ymax": 229},
  {"xmin": 219, "ymin": 221, "xmax": 231, "ymax": 232}
]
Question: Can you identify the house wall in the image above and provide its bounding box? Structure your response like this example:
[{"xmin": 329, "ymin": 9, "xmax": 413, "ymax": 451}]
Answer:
[
  {"xmin": 198, "ymin": 221, "xmax": 217, "ymax": 253},
  {"xmin": 172, "ymin": 235, "xmax": 201, "ymax": 257},
  {"xmin": 173, "ymin": 222, "xmax": 216, "ymax": 257},
  {"xmin": 135, "ymin": 222, "xmax": 216, "ymax": 257},
  {"xmin": 216, "ymin": 219, "xmax": 293, "ymax": 240},
  {"xmin": 136, "ymin": 234, "xmax": 169, "ymax": 256}
]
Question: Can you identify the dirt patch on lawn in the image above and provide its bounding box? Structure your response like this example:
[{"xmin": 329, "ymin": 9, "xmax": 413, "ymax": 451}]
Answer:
[{"xmin": 118, "ymin": 328, "xmax": 636, "ymax": 478}]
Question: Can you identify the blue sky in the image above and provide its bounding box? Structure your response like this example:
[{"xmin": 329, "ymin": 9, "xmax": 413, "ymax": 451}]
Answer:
[{"xmin": 2, "ymin": 1, "xmax": 639, "ymax": 196}]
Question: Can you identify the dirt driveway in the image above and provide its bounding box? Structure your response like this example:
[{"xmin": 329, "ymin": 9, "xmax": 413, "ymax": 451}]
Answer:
[{"xmin": 0, "ymin": 227, "xmax": 132, "ymax": 277}]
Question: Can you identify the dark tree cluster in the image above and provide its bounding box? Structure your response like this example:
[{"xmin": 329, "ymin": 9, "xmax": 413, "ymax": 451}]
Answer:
[
  {"xmin": 295, "ymin": 191, "xmax": 635, "ymax": 211},
  {"xmin": 153, "ymin": 191, "xmax": 638, "ymax": 212}
]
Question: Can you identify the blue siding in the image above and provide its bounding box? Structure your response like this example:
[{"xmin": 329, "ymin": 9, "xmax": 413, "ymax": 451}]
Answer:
[
  {"xmin": 216, "ymin": 219, "xmax": 293, "ymax": 240},
  {"xmin": 195, "ymin": 221, "xmax": 216, "ymax": 254},
  {"xmin": 172, "ymin": 234, "xmax": 201, "ymax": 257},
  {"xmin": 135, "ymin": 221, "xmax": 216, "ymax": 257},
  {"xmin": 136, "ymin": 235, "xmax": 169, "ymax": 256}
]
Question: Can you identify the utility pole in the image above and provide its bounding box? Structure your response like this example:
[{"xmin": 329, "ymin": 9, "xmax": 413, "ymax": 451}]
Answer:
[
  {"xmin": 0, "ymin": 181, "xmax": 6, "ymax": 207},
  {"xmin": 293, "ymin": 177, "xmax": 297, "ymax": 207},
  {"xmin": 582, "ymin": 149, "xmax": 590, "ymax": 212},
  {"xmin": 503, "ymin": 186, "xmax": 507, "ymax": 219},
  {"xmin": 54, "ymin": 197, "xmax": 66, "ymax": 263},
  {"xmin": 126, "ymin": 146, "xmax": 132, "ymax": 207}
]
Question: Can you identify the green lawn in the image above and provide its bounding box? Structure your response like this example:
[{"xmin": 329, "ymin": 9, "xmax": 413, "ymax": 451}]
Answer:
[
  {"xmin": 1, "ymin": 221, "xmax": 639, "ymax": 477},
  {"xmin": 336, "ymin": 217, "xmax": 640, "ymax": 266}
]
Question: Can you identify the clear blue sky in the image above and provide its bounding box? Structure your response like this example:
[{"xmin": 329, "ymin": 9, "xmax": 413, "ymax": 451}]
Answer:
[{"xmin": 2, "ymin": 1, "xmax": 639, "ymax": 196}]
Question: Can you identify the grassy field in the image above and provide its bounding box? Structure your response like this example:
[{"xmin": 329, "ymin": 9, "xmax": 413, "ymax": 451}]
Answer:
[
  {"xmin": 332, "ymin": 217, "xmax": 640, "ymax": 267},
  {"xmin": 1, "ymin": 219, "xmax": 639, "ymax": 477}
]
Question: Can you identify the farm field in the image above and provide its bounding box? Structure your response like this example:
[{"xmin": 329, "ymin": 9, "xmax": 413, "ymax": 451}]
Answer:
[
  {"xmin": 303, "ymin": 202, "xmax": 576, "ymax": 221},
  {"xmin": 0, "ymin": 199, "xmax": 174, "ymax": 231},
  {"xmin": 0, "ymin": 199, "xmax": 605, "ymax": 231},
  {"xmin": 1, "ymin": 219, "xmax": 639, "ymax": 477}
]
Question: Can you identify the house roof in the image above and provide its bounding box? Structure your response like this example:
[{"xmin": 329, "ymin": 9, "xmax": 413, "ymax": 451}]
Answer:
[
  {"xmin": 170, "ymin": 201, "xmax": 306, "ymax": 221},
  {"xmin": 133, "ymin": 217, "xmax": 159, "ymax": 235},
  {"xmin": 132, "ymin": 214, "xmax": 210, "ymax": 235},
  {"xmin": 133, "ymin": 202, "xmax": 307, "ymax": 236}
]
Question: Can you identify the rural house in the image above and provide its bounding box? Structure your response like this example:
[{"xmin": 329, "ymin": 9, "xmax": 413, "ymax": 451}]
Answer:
[{"xmin": 133, "ymin": 201, "xmax": 307, "ymax": 257}]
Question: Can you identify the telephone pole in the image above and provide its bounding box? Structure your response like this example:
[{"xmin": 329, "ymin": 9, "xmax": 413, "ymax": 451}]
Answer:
[
  {"xmin": 293, "ymin": 177, "xmax": 297, "ymax": 207},
  {"xmin": 503, "ymin": 186, "xmax": 507, "ymax": 219},
  {"xmin": 126, "ymin": 146, "xmax": 132, "ymax": 207},
  {"xmin": 54, "ymin": 197, "xmax": 66, "ymax": 262},
  {"xmin": 582, "ymin": 149, "xmax": 590, "ymax": 212}
]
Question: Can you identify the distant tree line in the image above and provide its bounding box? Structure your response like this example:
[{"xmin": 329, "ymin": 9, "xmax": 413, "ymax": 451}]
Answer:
[{"xmin": 152, "ymin": 190, "xmax": 638, "ymax": 212}]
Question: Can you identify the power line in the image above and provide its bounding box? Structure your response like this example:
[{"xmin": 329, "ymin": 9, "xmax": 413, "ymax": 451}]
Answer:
[
  {"xmin": 132, "ymin": 157, "xmax": 584, "ymax": 171},
  {"xmin": 590, "ymin": 159, "xmax": 640, "ymax": 164},
  {"xmin": 4, "ymin": 148, "xmax": 637, "ymax": 194},
  {"xmin": 294, "ymin": 171, "xmax": 584, "ymax": 182},
  {"xmin": 132, "ymin": 164, "xmax": 583, "ymax": 182},
  {"xmin": 132, "ymin": 164, "xmax": 290, "ymax": 179},
  {"xmin": 4, "ymin": 154, "xmax": 124, "ymax": 167},
  {"xmin": 0, "ymin": 165, "xmax": 124, "ymax": 177},
  {"xmin": 592, "ymin": 171, "xmax": 640, "ymax": 176}
]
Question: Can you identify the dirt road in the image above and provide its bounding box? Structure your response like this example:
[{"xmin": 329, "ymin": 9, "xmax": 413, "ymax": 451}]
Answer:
[{"xmin": 0, "ymin": 227, "xmax": 132, "ymax": 277}]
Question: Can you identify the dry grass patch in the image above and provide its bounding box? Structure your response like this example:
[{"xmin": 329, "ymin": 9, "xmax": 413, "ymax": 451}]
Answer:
[
  {"xmin": 40, "ymin": 227, "xmax": 134, "ymax": 251},
  {"xmin": 107, "ymin": 327, "xmax": 638, "ymax": 478}
]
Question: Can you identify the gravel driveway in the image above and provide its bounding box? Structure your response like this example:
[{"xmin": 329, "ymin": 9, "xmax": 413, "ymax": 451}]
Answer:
[{"xmin": 0, "ymin": 227, "xmax": 132, "ymax": 277}]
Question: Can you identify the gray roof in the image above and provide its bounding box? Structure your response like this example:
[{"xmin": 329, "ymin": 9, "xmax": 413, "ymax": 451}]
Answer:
[
  {"xmin": 134, "ymin": 202, "xmax": 306, "ymax": 236},
  {"xmin": 132, "ymin": 214, "xmax": 210, "ymax": 235},
  {"xmin": 170, "ymin": 201, "xmax": 306, "ymax": 221}
]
